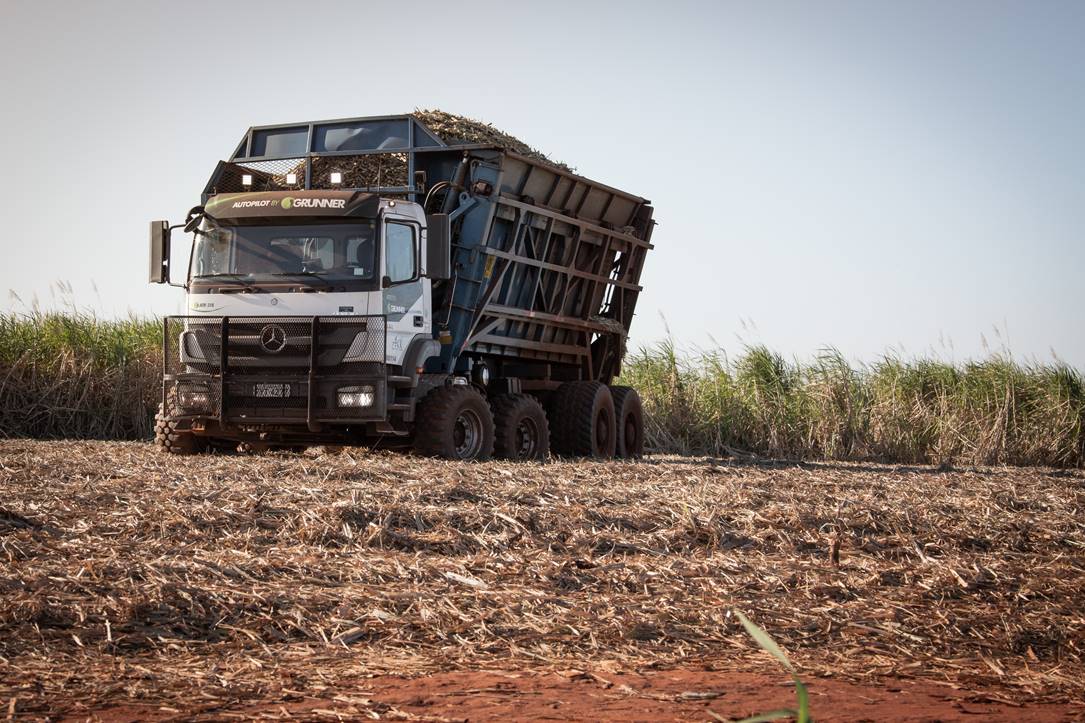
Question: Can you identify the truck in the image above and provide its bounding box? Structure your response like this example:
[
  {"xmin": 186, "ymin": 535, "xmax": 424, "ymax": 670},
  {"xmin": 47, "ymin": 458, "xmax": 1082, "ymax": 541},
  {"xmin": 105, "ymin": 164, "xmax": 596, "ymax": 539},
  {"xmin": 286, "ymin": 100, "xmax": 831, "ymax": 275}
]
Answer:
[{"xmin": 149, "ymin": 112, "xmax": 655, "ymax": 461}]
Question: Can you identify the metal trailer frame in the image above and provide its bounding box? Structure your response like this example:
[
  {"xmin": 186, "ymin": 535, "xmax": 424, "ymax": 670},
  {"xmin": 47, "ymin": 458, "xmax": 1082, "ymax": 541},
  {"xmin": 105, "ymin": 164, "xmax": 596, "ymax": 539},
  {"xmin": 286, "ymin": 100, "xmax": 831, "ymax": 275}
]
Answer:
[
  {"xmin": 202, "ymin": 114, "xmax": 655, "ymax": 388},
  {"xmin": 442, "ymin": 154, "xmax": 654, "ymax": 386}
]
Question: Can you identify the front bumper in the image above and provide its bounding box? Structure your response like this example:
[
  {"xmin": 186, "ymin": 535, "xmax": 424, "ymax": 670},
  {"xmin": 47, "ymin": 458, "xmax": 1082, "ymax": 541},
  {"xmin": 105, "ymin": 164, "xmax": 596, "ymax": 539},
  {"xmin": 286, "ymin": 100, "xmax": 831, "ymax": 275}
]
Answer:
[{"xmin": 163, "ymin": 315, "xmax": 387, "ymax": 431}]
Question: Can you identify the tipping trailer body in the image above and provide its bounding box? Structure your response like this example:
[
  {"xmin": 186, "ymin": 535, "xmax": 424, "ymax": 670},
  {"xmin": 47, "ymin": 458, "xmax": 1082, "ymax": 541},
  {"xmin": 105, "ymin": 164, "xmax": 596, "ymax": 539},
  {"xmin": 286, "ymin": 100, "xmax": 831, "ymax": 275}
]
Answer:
[{"xmin": 150, "ymin": 114, "xmax": 655, "ymax": 459}]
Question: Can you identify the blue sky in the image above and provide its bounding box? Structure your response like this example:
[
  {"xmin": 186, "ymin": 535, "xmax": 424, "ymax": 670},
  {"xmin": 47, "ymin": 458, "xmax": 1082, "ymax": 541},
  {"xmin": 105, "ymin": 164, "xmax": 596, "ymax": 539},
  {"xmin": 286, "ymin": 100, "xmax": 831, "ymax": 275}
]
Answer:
[{"xmin": 1, "ymin": 0, "xmax": 1082, "ymax": 366}]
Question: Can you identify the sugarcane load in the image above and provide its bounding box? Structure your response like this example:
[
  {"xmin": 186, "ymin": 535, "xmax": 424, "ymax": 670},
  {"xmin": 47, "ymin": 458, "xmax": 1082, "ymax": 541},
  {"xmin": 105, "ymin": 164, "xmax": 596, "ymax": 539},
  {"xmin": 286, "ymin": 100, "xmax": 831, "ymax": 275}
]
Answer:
[{"xmin": 148, "ymin": 110, "xmax": 656, "ymax": 460}]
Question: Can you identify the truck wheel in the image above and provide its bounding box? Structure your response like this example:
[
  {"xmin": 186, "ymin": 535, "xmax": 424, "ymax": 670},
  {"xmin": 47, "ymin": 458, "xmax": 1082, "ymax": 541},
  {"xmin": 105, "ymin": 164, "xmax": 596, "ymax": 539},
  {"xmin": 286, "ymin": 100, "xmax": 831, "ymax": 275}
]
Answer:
[
  {"xmin": 491, "ymin": 394, "xmax": 550, "ymax": 461},
  {"xmin": 610, "ymin": 386, "xmax": 644, "ymax": 458},
  {"xmin": 414, "ymin": 385, "xmax": 495, "ymax": 461},
  {"xmin": 153, "ymin": 401, "xmax": 207, "ymax": 456},
  {"xmin": 549, "ymin": 381, "xmax": 616, "ymax": 459}
]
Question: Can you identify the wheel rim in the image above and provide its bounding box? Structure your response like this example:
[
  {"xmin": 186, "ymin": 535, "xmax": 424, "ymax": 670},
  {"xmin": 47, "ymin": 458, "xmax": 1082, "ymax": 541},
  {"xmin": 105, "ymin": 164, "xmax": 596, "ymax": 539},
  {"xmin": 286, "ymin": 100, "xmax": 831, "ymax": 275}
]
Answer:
[
  {"xmin": 453, "ymin": 409, "xmax": 484, "ymax": 459},
  {"xmin": 514, "ymin": 416, "xmax": 539, "ymax": 459},
  {"xmin": 595, "ymin": 409, "xmax": 611, "ymax": 452}
]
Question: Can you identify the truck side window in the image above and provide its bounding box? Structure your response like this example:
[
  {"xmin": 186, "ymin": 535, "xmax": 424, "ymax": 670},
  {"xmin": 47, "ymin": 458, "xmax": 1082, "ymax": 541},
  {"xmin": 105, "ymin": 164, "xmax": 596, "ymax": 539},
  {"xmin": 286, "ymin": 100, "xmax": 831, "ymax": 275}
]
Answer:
[{"xmin": 385, "ymin": 223, "xmax": 416, "ymax": 283}]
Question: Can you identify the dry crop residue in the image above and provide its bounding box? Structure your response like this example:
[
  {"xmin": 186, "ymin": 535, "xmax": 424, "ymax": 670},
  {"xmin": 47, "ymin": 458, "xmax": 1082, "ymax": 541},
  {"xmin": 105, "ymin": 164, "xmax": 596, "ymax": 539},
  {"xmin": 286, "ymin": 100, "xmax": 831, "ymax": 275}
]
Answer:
[{"xmin": 0, "ymin": 440, "xmax": 1082, "ymax": 720}]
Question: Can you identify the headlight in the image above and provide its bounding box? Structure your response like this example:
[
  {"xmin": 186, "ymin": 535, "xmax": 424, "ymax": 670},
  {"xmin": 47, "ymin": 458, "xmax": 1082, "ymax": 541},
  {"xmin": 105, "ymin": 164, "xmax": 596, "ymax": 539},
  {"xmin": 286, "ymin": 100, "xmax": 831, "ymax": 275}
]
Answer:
[
  {"xmin": 337, "ymin": 385, "xmax": 375, "ymax": 408},
  {"xmin": 177, "ymin": 383, "xmax": 211, "ymax": 410}
]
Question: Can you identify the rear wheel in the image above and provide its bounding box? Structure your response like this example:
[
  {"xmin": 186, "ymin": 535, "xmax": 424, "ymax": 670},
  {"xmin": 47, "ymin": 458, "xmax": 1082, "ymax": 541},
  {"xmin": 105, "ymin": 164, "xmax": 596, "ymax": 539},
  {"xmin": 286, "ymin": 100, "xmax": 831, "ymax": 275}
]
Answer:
[
  {"xmin": 491, "ymin": 394, "xmax": 550, "ymax": 461},
  {"xmin": 610, "ymin": 386, "xmax": 645, "ymax": 458},
  {"xmin": 549, "ymin": 381, "xmax": 616, "ymax": 459},
  {"xmin": 153, "ymin": 398, "xmax": 207, "ymax": 456},
  {"xmin": 414, "ymin": 385, "xmax": 495, "ymax": 461}
]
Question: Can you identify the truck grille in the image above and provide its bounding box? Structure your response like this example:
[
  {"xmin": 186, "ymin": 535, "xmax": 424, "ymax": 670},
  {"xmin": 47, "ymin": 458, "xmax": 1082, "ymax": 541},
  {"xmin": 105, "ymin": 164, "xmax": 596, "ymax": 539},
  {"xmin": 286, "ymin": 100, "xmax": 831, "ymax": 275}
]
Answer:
[{"xmin": 165, "ymin": 316, "xmax": 384, "ymax": 373}]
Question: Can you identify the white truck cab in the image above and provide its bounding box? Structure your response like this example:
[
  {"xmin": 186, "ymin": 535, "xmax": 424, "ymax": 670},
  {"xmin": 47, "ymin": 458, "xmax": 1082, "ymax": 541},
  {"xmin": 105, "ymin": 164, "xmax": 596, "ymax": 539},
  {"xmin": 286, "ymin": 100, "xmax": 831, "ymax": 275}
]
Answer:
[{"xmin": 179, "ymin": 194, "xmax": 436, "ymax": 370}]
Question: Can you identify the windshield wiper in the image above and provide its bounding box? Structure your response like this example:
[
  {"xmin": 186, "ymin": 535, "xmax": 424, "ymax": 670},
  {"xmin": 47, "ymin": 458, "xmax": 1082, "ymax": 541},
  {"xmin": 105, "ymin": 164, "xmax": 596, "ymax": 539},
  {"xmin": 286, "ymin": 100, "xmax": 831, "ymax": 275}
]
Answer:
[
  {"xmin": 268, "ymin": 271, "xmax": 332, "ymax": 286},
  {"xmin": 193, "ymin": 273, "xmax": 251, "ymax": 281},
  {"xmin": 192, "ymin": 273, "xmax": 264, "ymax": 292}
]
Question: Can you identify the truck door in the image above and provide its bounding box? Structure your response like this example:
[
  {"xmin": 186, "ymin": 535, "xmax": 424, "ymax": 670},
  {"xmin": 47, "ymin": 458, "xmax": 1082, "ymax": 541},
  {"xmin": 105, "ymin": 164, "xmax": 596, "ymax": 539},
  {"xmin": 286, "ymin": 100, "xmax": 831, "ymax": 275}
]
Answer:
[{"xmin": 381, "ymin": 218, "xmax": 429, "ymax": 367}]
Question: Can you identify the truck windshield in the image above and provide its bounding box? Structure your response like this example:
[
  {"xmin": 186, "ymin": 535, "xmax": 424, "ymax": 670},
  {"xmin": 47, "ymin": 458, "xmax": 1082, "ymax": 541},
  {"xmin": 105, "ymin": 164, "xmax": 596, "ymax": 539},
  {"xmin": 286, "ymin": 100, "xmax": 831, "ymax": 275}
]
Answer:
[{"xmin": 190, "ymin": 219, "xmax": 377, "ymax": 283}]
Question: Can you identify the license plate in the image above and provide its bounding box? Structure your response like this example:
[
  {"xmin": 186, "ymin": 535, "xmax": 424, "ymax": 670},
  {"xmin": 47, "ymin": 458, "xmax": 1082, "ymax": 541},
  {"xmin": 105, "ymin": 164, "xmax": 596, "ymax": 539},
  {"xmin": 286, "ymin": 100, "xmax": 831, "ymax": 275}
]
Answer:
[{"xmin": 254, "ymin": 383, "xmax": 290, "ymax": 398}]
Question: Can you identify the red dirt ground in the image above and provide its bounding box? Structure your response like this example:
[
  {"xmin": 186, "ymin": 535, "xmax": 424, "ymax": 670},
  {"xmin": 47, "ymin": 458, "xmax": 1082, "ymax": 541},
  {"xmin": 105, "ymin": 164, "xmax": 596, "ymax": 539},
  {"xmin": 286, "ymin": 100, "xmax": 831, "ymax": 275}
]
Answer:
[{"xmin": 66, "ymin": 668, "xmax": 1083, "ymax": 722}]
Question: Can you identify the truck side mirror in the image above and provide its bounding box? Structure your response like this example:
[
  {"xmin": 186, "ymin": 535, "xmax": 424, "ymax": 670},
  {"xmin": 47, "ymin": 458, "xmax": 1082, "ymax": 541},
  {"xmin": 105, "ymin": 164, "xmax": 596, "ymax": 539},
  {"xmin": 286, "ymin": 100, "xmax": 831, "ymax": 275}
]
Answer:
[
  {"xmin": 149, "ymin": 220, "xmax": 171, "ymax": 284},
  {"xmin": 425, "ymin": 213, "xmax": 451, "ymax": 280}
]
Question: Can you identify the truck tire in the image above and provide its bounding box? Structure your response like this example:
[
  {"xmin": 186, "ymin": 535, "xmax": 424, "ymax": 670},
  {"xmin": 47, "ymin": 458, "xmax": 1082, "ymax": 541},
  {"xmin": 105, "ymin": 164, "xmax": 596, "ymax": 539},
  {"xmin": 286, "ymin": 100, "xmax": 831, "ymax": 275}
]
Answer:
[
  {"xmin": 491, "ymin": 394, "xmax": 550, "ymax": 462},
  {"xmin": 610, "ymin": 386, "xmax": 645, "ymax": 458},
  {"xmin": 549, "ymin": 381, "xmax": 616, "ymax": 459},
  {"xmin": 153, "ymin": 400, "xmax": 207, "ymax": 456},
  {"xmin": 414, "ymin": 385, "xmax": 495, "ymax": 461}
]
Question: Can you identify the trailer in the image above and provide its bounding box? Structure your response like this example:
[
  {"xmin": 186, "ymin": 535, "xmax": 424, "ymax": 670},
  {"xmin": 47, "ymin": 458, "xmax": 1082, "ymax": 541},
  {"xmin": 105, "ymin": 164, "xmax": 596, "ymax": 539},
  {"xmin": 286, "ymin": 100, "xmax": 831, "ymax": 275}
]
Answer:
[{"xmin": 150, "ymin": 113, "xmax": 655, "ymax": 460}]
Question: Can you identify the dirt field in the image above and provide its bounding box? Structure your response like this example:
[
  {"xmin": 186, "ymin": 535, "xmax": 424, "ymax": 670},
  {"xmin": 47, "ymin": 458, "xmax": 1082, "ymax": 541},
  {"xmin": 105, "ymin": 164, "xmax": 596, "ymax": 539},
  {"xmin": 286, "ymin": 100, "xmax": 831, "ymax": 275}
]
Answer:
[{"xmin": 1, "ymin": 441, "xmax": 1083, "ymax": 721}]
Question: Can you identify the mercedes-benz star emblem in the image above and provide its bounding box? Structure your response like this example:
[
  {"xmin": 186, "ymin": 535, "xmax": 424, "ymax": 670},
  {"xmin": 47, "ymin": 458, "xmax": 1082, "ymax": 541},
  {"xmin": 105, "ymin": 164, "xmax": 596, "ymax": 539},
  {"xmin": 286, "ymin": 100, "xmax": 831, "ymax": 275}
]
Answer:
[{"xmin": 259, "ymin": 324, "xmax": 287, "ymax": 353}]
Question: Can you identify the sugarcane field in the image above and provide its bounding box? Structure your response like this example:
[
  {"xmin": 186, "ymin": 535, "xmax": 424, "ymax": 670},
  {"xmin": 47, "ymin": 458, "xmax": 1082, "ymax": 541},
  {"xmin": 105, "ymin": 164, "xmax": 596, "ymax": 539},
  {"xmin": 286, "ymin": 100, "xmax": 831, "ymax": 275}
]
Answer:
[{"xmin": 3, "ymin": 2, "xmax": 1085, "ymax": 721}]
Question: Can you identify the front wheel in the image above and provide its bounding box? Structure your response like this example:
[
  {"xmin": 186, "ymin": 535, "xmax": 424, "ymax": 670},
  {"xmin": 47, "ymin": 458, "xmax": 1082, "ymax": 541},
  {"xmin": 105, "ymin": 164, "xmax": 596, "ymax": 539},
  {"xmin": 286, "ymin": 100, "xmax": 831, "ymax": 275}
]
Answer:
[
  {"xmin": 153, "ymin": 400, "xmax": 207, "ymax": 456},
  {"xmin": 414, "ymin": 385, "xmax": 495, "ymax": 461}
]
